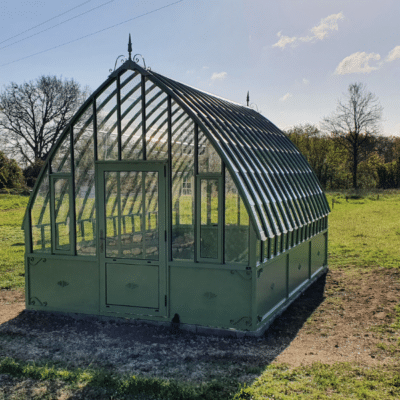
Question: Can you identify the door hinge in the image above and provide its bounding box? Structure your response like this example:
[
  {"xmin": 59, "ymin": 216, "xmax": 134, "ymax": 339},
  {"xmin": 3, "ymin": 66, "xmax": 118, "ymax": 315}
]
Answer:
[
  {"xmin": 165, "ymin": 295, "xmax": 167, "ymax": 307},
  {"xmin": 165, "ymin": 230, "xmax": 167, "ymax": 242}
]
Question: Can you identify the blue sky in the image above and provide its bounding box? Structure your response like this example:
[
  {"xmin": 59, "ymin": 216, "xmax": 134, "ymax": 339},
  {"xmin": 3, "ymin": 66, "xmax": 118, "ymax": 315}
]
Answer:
[{"xmin": 1, "ymin": 0, "xmax": 399, "ymax": 135}]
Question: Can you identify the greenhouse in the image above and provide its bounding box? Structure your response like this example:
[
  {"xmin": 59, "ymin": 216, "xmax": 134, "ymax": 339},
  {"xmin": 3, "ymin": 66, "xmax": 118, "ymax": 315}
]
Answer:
[{"xmin": 23, "ymin": 45, "xmax": 330, "ymax": 335}]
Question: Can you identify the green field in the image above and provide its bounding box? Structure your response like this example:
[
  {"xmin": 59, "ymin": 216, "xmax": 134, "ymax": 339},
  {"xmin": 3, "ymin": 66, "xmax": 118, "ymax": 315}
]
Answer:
[
  {"xmin": 0, "ymin": 192, "xmax": 399, "ymax": 399},
  {"xmin": 0, "ymin": 194, "xmax": 28, "ymax": 289}
]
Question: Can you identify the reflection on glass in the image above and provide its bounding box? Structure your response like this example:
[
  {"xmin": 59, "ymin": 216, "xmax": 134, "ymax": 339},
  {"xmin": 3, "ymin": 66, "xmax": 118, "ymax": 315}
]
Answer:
[
  {"xmin": 200, "ymin": 178, "xmax": 218, "ymax": 259},
  {"xmin": 105, "ymin": 171, "xmax": 159, "ymax": 260},
  {"xmin": 54, "ymin": 178, "xmax": 70, "ymax": 251}
]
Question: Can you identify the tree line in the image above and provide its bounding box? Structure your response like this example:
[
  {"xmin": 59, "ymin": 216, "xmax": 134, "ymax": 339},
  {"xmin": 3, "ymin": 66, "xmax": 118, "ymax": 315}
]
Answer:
[
  {"xmin": 286, "ymin": 125, "xmax": 400, "ymax": 190},
  {"xmin": 0, "ymin": 75, "xmax": 397, "ymax": 191}
]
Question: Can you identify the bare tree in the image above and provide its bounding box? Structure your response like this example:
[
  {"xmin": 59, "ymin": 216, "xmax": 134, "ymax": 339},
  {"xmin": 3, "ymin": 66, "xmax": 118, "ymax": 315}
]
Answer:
[
  {"xmin": 0, "ymin": 75, "xmax": 89, "ymax": 166},
  {"xmin": 323, "ymin": 82, "xmax": 382, "ymax": 189}
]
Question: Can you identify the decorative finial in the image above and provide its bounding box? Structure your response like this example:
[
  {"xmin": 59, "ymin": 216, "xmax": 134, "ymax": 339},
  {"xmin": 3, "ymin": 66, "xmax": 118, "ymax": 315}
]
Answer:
[
  {"xmin": 246, "ymin": 91, "xmax": 250, "ymax": 107},
  {"xmin": 128, "ymin": 33, "xmax": 132, "ymax": 60}
]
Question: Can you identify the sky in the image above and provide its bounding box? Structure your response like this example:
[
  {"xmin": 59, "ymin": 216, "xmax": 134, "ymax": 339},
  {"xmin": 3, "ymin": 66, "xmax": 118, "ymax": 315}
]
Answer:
[{"xmin": 0, "ymin": 0, "xmax": 399, "ymax": 135}]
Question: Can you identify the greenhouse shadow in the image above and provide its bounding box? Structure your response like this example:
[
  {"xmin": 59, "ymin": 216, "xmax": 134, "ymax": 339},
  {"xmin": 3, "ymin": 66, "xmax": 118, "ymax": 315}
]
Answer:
[{"xmin": 0, "ymin": 273, "xmax": 327, "ymax": 393}]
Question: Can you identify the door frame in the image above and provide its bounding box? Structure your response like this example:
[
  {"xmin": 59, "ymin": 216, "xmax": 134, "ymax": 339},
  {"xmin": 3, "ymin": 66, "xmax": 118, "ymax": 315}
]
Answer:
[{"xmin": 96, "ymin": 160, "xmax": 168, "ymax": 317}]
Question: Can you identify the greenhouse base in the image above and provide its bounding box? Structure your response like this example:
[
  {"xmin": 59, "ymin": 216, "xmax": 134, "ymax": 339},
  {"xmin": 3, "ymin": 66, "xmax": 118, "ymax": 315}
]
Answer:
[{"xmin": 25, "ymin": 265, "xmax": 328, "ymax": 338}]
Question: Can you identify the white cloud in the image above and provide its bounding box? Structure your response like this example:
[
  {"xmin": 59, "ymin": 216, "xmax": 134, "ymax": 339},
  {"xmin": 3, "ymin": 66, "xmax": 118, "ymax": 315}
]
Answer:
[
  {"xmin": 386, "ymin": 45, "xmax": 400, "ymax": 62},
  {"xmin": 311, "ymin": 12, "xmax": 344, "ymax": 40},
  {"xmin": 272, "ymin": 32, "xmax": 297, "ymax": 49},
  {"xmin": 280, "ymin": 92, "xmax": 292, "ymax": 102},
  {"xmin": 273, "ymin": 12, "xmax": 344, "ymax": 49},
  {"xmin": 211, "ymin": 71, "xmax": 227, "ymax": 81},
  {"xmin": 303, "ymin": 78, "xmax": 310, "ymax": 85},
  {"xmin": 203, "ymin": 66, "xmax": 209, "ymax": 69},
  {"xmin": 335, "ymin": 52, "xmax": 381, "ymax": 74}
]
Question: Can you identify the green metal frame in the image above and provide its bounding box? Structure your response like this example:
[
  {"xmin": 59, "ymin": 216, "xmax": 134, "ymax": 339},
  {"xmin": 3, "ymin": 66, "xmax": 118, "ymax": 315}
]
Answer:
[{"xmin": 22, "ymin": 55, "xmax": 330, "ymax": 334}]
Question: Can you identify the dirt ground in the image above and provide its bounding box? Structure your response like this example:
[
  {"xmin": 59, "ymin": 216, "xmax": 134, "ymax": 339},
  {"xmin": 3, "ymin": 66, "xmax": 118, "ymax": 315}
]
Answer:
[{"xmin": 0, "ymin": 267, "xmax": 399, "ymax": 398}]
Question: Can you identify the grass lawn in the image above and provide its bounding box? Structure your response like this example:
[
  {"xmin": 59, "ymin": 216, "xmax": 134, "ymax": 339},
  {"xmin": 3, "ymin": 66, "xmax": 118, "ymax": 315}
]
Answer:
[
  {"xmin": 0, "ymin": 194, "xmax": 29, "ymax": 290},
  {"xmin": 0, "ymin": 191, "xmax": 399, "ymax": 399}
]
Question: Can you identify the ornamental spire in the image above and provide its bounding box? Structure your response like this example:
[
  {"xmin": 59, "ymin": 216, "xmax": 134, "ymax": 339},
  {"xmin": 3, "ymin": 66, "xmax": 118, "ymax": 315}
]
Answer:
[{"xmin": 128, "ymin": 34, "xmax": 132, "ymax": 61}]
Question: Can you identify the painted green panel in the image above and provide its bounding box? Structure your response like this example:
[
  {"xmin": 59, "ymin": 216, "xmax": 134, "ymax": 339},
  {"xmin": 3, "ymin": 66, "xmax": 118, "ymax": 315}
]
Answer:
[
  {"xmin": 28, "ymin": 257, "xmax": 99, "ymax": 313},
  {"xmin": 256, "ymin": 256, "xmax": 287, "ymax": 319},
  {"xmin": 311, "ymin": 233, "xmax": 327, "ymax": 276},
  {"xmin": 169, "ymin": 266, "xmax": 252, "ymax": 330},
  {"xmin": 288, "ymin": 241, "xmax": 310, "ymax": 295},
  {"xmin": 106, "ymin": 263, "xmax": 159, "ymax": 308}
]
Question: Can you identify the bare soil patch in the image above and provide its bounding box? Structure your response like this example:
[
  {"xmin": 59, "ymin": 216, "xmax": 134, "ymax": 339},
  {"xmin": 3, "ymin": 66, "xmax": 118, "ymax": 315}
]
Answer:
[
  {"xmin": 0, "ymin": 290, "xmax": 24, "ymax": 325},
  {"xmin": 274, "ymin": 267, "xmax": 400, "ymax": 367},
  {"xmin": 0, "ymin": 267, "xmax": 399, "ymax": 398}
]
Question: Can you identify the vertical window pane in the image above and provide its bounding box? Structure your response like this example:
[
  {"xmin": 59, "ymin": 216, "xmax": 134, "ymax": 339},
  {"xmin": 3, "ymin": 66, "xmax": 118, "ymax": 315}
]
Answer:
[
  {"xmin": 97, "ymin": 80, "xmax": 118, "ymax": 160},
  {"xmin": 144, "ymin": 172, "xmax": 159, "ymax": 260},
  {"xmin": 171, "ymin": 102, "xmax": 195, "ymax": 260},
  {"xmin": 275, "ymin": 234, "xmax": 281, "ymax": 255},
  {"xmin": 54, "ymin": 178, "xmax": 71, "ymax": 251},
  {"xmin": 52, "ymin": 135, "xmax": 71, "ymax": 173},
  {"xmin": 104, "ymin": 171, "xmax": 159, "ymax": 260},
  {"xmin": 263, "ymin": 238, "xmax": 269, "ymax": 261},
  {"xmin": 200, "ymin": 178, "xmax": 218, "ymax": 259},
  {"xmin": 121, "ymin": 171, "xmax": 143, "ymax": 257},
  {"xmin": 74, "ymin": 107, "xmax": 96, "ymax": 256},
  {"xmin": 31, "ymin": 167, "xmax": 51, "ymax": 253},
  {"xmin": 105, "ymin": 172, "xmax": 119, "ymax": 258},
  {"xmin": 256, "ymin": 240, "xmax": 261, "ymax": 264},
  {"xmin": 225, "ymin": 169, "xmax": 249, "ymax": 264},
  {"xmin": 198, "ymin": 130, "xmax": 221, "ymax": 173},
  {"xmin": 270, "ymin": 236, "xmax": 275, "ymax": 258},
  {"xmin": 120, "ymin": 71, "xmax": 143, "ymax": 160}
]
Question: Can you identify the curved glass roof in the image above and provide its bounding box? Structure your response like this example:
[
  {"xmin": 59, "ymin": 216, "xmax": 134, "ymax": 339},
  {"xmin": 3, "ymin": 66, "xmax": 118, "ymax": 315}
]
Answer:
[{"xmin": 24, "ymin": 59, "xmax": 329, "ymax": 241}]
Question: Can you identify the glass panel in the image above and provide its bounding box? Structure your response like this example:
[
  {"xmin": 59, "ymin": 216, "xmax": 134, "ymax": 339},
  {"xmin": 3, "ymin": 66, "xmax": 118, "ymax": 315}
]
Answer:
[
  {"xmin": 105, "ymin": 172, "xmax": 119, "ymax": 258},
  {"xmin": 105, "ymin": 171, "xmax": 159, "ymax": 260},
  {"xmin": 53, "ymin": 178, "xmax": 71, "ymax": 251},
  {"xmin": 275, "ymin": 234, "xmax": 281, "ymax": 255},
  {"xmin": 51, "ymin": 135, "xmax": 71, "ymax": 173},
  {"xmin": 171, "ymin": 102, "xmax": 195, "ymax": 260},
  {"xmin": 74, "ymin": 107, "xmax": 96, "ymax": 256},
  {"xmin": 31, "ymin": 167, "xmax": 51, "ymax": 253},
  {"xmin": 120, "ymin": 71, "xmax": 143, "ymax": 160},
  {"xmin": 225, "ymin": 168, "xmax": 249, "ymax": 264},
  {"xmin": 97, "ymin": 80, "xmax": 118, "ymax": 160},
  {"xmin": 145, "ymin": 80, "xmax": 168, "ymax": 160},
  {"xmin": 144, "ymin": 172, "xmax": 159, "ymax": 260},
  {"xmin": 270, "ymin": 236, "xmax": 275, "ymax": 258},
  {"xmin": 263, "ymin": 238, "xmax": 269, "ymax": 261},
  {"xmin": 198, "ymin": 129, "xmax": 221, "ymax": 173},
  {"xmin": 121, "ymin": 171, "xmax": 143, "ymax": 256},
  {"xmin": 200, "ymin": 178, "xmax": 218, "ymax": 259},
  {"xmin": 256, "ymin": 240, "xmax": 261, "ymax": 264}
]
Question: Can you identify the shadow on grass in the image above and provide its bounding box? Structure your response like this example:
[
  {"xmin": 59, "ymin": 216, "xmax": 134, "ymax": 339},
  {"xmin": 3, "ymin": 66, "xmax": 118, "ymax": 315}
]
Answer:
[{"xmin": 0, "ymin": 273, "xmax": 327, "ymax": 399}]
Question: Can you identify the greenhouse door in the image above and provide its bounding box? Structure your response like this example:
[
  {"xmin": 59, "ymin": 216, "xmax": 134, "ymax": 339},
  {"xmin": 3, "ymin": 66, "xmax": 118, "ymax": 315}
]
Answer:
[{"xmin": 97, "ymin": 162, "xmax": 167, "ymax": 317}]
